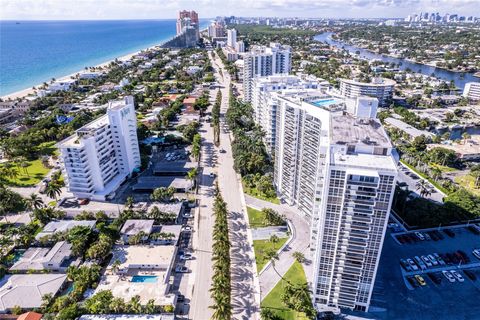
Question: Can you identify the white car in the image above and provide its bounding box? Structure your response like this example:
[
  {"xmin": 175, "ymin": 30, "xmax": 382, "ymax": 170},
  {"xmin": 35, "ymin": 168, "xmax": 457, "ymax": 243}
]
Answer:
[
  {"xmin": 421, "ymin": 255, "xmax": 433, "ymax": 268},
  {"xmin": 473, "ymin": 249, "xmax": 480, "ymax": 260},
  {"xmin": 182, "ymin": 213, "xmax": 193, "ymax": 219},
  {"xmin": 180, "ymin": 253, "xmax": 194, "ymax": 260},
  {"xmin": 451, "ymin": 270, "xmax": 465, "ymax": 282},
  {"xmin": 182, "ymin": 226, "xmax": 193, "ymax": 232},
  {"xmin": 415, "ymin": 232, "xmax": 425, "ymax": 240},
  {"xmin": 209, "ymin": 172, "xmax": 216, "ymax": 178},
  {"xmin": 427, "ymin": 254, "xmax": 439, "ymax": 266},
  {"xmin": 442, "ymin": 270, "xmax": 456, "ymax": 283}
]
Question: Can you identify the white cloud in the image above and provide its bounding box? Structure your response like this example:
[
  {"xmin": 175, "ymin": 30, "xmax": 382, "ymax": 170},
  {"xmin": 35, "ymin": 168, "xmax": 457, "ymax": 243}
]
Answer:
[{"xmin": 0, "ymin": 0, "xmax": 478, "ymax": 19}]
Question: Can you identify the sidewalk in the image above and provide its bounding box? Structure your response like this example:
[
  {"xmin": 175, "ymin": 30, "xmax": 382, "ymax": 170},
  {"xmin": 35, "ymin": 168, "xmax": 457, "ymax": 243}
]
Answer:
[{"xmin": 244, "ymin": 195, "xmax": 311, "ymax": 298}]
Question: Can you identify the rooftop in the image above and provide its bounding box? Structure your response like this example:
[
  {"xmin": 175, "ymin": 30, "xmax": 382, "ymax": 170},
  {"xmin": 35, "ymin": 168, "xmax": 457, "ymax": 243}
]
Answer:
[
  {"xmin": 341, "ymin": 77, "xmax": 396, "ymax": 87},
  {"xmin": 35, "ymin": 220, "xmax": 96, "ymax": 240},
  {"xmin": 384, "ymin": 117, "xmax": 435, "ymax": 138},
  {"xmin": 0, "ymin": 274, "xmax": 67, "ymax": 312},
  {"xmin": 331, "ymin": 113, "xmax": 391, "ymax": 147},
  {"xmin": 10, "ymin": 241, "xmax": 72, "ymax": 271},
  {"xmin": 107, "ymin": 245, "xmax": 176, "ymax": 272},
  {"xmin": 120, "ymin": 220, "xmax": 154, "ymax": 236}
]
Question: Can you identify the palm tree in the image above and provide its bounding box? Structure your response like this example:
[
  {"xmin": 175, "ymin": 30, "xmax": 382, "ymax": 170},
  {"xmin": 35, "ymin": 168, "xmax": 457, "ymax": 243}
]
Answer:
[
  {"xmin": 265, "ymin": 248, "xmax": 292, "ymax": 285},
  {"xmin": 45, "ymin": 183, "xmax": 62, "ymax": 201},
  {"xmin": 187, "ymin": 167, "xmax": 198, "ymax": 192},
  {"xmin": 25, "ymin": 193, "xmax": 44, "ymax": 211},
  {"xmin": 111, "ymin": 259, "xmax": 121, "ymax": 274},
  {"xmin": 125, "ymin": 196, "xmax": 134, "ymax": 209},
  {"xmin": 462, "ymin": 132, "xmax": 471, "ymax": 145},
  {"xmin": 292, "ymin": 251, "xmax": 305, "ymax": 263},
  {"xmin": 416, "ymin": 179, "xmax": 432, "ymax": 198},
  {"xmin": 128, "ymin": 295, "xmax": 142, "ymax": 313}
]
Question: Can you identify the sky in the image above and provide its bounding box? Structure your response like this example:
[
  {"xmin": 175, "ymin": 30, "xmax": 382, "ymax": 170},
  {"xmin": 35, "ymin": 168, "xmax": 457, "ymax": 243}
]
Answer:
[{"xmin": 1, "ymin": 0, "xmax": 479, "ymax": 20}]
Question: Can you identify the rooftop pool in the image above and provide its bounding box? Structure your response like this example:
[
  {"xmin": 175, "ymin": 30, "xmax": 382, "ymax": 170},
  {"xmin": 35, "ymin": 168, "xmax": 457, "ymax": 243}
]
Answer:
[
  {"xmin": 311, "ymin": 98, "xmax": 341, "ymax": 107},
  {"xmin": 131, "ymin": 275, "xmax": 159, "ymax": 283}
]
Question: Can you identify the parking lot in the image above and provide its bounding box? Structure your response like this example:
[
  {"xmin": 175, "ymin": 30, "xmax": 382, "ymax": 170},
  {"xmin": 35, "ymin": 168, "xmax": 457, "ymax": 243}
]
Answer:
[{"xmin": 363, "ymin": 226, "xmax": 480, "ymax": 319}]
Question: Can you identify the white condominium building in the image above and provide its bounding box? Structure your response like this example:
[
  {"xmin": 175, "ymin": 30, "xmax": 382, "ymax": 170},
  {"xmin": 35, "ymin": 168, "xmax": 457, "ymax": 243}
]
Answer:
[
  {"xmin": 463, "ymin": 82, "xmax": 480, "ymax": 102},
  {"xmin": 243, "ymin": 43, "xmax": 292, "ymax": 102},
  {"xmin": 227, "ymin": 28, "xmax": 237, "ymax": 48},
  {"xmin": 251, "ymin": 74, "xmax": 328, "ymax": 153},
  {"xmin": 271, "ymin": 89, "xmax": 397, "ymax": 312},
  {"xmin": 58, "ymin": 96, "xmax": 141, "ymax": 201},
  {"xmin": 339, "ymin": 78, "xmax": 396, "ymax": 107}
]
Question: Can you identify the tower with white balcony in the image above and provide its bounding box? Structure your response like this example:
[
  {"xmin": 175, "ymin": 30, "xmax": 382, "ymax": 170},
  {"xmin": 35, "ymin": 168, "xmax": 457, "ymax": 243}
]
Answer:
[
  {"xmin": 270, "ymin": 89, "xmax": 397, "ymax": 312},
  {"xmin": 58, "ymin": 96, "xmax": 140, "ymax": 201}
]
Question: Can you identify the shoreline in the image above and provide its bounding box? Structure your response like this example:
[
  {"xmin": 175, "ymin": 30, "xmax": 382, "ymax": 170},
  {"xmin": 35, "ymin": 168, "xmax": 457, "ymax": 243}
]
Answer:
[
  {"xmin": 0, "ymin": 42, "xmax": 166, "ymax": 101},
  {"xmin": 325, "ymin": 34, "xmax": 478, "ymax": 76}
]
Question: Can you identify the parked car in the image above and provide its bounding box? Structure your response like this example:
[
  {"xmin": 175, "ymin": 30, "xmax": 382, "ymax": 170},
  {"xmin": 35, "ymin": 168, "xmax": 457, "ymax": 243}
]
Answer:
[
  {"xmin": 407, "ymin": 258, "xmax": 419, "ymax": 271},
  {"xmin": 209, "ymin": 172, "xmax": 216, "ymax": 178},
  {"xmin": 444, "ymin": 229, "xmax": 455, "ymax": 238},
  {"xmin": 400, "ymin": 259, "xmax": 411, "ymax": 272},
  {"xmin": 427, "ymin": 254, "xmax": 439, "ymax": 266},
  {"xmin": 180, "ymin": 253, "xmax": 194, "ymax": 260},
  {"xmin": 442, "ymin": 270, "xmax": 456, "ymax": 283},
  {"xmin": 176, "ymin": 294, "xmax": 186, "ymax": 303},
  {"xmin": 421, "ymin": 255, "xmax": 433, "ymax": 268},
  {"xmin": 451, "ymin": 270, "xmax": 465, "ymax": 282},
  {"xmin": 423, "ymin": 232, "xmax": 431, "ymax": 241},
  {"xmin": 473, "ymin": 249, "xmax": 480, "ymax": 260},
  {"xmin": 407, "ymin": 276, "xmax": 418, "ymax": 288},
  {"xmin": 79, "ymin": 198, "xmax": 90, "ymax": 205},
  {"xmin": 175, "ymin": 265, "xmax": 190, "ymax": 273},
  {"xmin": 415, "ymin": 232, "xmax": 425, "ymax": 241},
  {"xmin": 415, "ymin": 274, "xmax": 427, "ymax": 286},
  {"xmin": 414, "ymin": 256, "xmax": 427, "ymax": 270},
  {"xmin": 182, "ymin": 226, "xmax": 193, "ymax": 232},
  {"xmin": 433, "ymin": 253, "xmax": 446, "ymax": 266},
  {"xmin": 219, "ymin": 149, "xmax": 226, "ymax": 153},
  {"xmin": 183, "ymin": 213, "xmax": 193, "ymax": 219}
]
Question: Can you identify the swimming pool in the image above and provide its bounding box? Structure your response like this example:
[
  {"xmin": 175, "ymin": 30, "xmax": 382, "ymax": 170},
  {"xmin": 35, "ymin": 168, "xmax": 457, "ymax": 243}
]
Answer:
[
  {"xmin": 312, "ymin": 98, "xmax": 339, "ymax": 107},
  {"xmin": 131, "ymin": 275, "xmax": 158, "ymax": 283}
]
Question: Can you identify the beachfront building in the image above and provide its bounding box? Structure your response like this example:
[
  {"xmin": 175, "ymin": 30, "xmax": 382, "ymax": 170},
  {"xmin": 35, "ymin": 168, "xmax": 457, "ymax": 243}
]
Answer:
[
  {"xmin": 58, "ymin": 96, "xmax": 140, "ymax": 201},
  {"xmin": 339, "ymin": 78, "xmax": 396, "ymax": 107},
  {"xmin": 463, "ymin": 82, "xmax": 480, "ymax": 102},
  {"xmin": 251, "ymin": 74, "xmax": 328, "ymax": 153},
  {"xmin": 243, "ymin": 43, "xmax": 292, "ymax": 102},
  {"xmin": 264, "ymin": 88, "xmax": 397, "ymax": 312}
]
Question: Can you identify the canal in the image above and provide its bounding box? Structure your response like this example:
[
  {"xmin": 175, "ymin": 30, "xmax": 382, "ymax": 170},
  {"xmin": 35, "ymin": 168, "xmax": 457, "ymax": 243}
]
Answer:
[{"xmin": 314, "ymin": 32, "xmax": 479, "ymax": 90}]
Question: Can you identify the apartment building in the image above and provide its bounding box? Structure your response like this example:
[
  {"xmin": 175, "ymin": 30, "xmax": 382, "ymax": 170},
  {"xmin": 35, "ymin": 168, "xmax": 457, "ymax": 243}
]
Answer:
[
  {"xmin": 227, "ymin": 28, "xmax": 237, "ymax": 48},
  {"xmin": 243, "ymin": 43, "xmax": 292, "ymax": 102},
  {"xmin": 463, "ymin": 82, "xmax": 480, "ymax": 102},
  {"xmin": 270, "ymin": 89, "xmax": 397, "ymax": 312},
  {"xmin": 58, "ymin": 96, "xmax": 140, "ymax": 200},
  {"xmin": 251, "ymin": 74, "xmax": 328, "ymax": 153},
  {"xmin": 339, "ymin": 78, "xmax": 396, "ymax": 107}
]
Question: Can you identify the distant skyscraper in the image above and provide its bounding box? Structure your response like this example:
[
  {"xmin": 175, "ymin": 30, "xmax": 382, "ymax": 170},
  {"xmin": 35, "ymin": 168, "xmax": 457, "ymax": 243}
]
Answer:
[
  {"xmin": 227, "ymin": 29, "xmax": 237, "ymax": 48},
  {"xmin": 176, "ymin": 10, "xmax": 199, "ymax": 35},
  {"xmin": 243, "ymin": 43, "xmax": 292, "ymax": 102}
]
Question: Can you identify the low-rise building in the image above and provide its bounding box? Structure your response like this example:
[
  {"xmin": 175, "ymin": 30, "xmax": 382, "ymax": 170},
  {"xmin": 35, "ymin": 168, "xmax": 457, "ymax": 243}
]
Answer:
[
  {"xmin": 339, "ymin": 77, "xmax": 396, "ymax": 107},
  {"xmin": 0, "ymin": 274, "xmax": 67, "ymax": 313},
  {"xmin": 95, "ymin": 245, "xmax": 177, "ymax": 305},
  {"xmin": 79, "ymin": 314, "xmax": 174, "ymax": 320},
  {"xmin": 10, "ymin": 241, "xmax": 77, "ymax": 272},
  {"xmin": 48, "ymin": 79, "xmax": 76, "ymax": 92},
  {"xmin": 120, "ymin": 220, "xmax": 154, "ymax": 243},
  {"xmin": 35, "ymin": 220, "xmax": 96, "ymax": 241}
]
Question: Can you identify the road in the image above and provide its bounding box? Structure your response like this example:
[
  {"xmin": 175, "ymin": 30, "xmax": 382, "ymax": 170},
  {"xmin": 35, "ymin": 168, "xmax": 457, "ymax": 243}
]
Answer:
[
  {"xmin": 189, "ymin": 70, "xmax": 218, "ymax": 320},
  {"xmin": 244, "ymin": 195, "xmax": 312, "ymax": 298},
  {"xmin": 397, "ymin": 163, "xmax": 445, "ymax": 203},
  {"xmin": 213, "ymin": 52, "xmax": 261, "ymax": 320}
]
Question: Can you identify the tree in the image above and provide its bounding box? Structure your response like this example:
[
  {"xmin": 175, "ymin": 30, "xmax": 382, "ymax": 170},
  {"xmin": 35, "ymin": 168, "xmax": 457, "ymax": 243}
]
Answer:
[
  {"xmin": 462, "ymin": 132, "xmax": 471, "ymax": 144},
  {"xmin": 45, "ymin": 182, "xmax": 62, "ymax": 201},
  {"xmin": 125, "ymin": 196, "xmax": 135, "ymax": 209},
  {"xmin": 187, "ymin": 167, "xmax": 198, "ymax": 192},
  {"xmin": 281, "ymin": 282, "xmax": 316, "ymax": 318},
  {"xmin": 292, "ymin": 251, "xmax": 306, "ymax": 263},
  {"xmin": 260, "ymin": 308, "xmax": 278, "ymax": 320},
  {"xmin": 151, "ymin": 187, "xmax": 176, "ymax": 202},
  {"xmin": 416, "ymin": 179, "xmax": 432, "ymax": 198},
  {"xmin": 265, "ymin": 248, "xmax": 291, "ymax": 285},
  {"xmin": 25, "ymin": 193, "xmax": 44, "ymax": 211}
]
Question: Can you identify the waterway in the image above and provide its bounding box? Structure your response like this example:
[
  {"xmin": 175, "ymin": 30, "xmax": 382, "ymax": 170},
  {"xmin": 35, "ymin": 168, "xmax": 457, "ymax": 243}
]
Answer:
[{"xmin": 314, "ymin": 32, "xmax": 479, "ymax": 90}]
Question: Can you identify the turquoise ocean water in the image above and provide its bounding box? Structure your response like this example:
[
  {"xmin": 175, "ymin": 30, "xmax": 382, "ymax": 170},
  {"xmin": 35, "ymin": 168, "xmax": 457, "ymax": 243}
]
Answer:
[{"xmin": 0, "ymin": 19, "xmax": 208, "ymax": 96}]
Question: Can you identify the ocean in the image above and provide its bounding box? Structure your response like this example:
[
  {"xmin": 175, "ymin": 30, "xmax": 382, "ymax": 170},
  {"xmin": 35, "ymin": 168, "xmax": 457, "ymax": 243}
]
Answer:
[{"xmin": 0, "ymin": 19, "xmax": 208, "ymax": 96}]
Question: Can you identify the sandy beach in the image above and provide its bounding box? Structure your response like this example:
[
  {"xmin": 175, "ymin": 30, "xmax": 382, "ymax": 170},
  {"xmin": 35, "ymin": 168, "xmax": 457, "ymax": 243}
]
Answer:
[{"xmin": 0, "ymin": 43, "xmax": 164, "ymax": 101}]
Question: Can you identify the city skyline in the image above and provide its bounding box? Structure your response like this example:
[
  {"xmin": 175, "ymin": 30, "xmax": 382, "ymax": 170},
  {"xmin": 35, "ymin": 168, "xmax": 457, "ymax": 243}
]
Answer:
[{"xmin": 1, "ymin": 0, "xmax": 479, "ymax": 20}]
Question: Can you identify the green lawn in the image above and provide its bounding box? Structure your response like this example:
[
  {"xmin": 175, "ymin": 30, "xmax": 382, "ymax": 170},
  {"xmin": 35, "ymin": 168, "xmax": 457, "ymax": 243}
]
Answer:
[
  {"xmin": 455, "ymin": 174, "xmax": 480, "ymax": 196},
  {"xmin": 243, "ymin": 183, "xmax": 280, "ymax": 204},
  {"xmin": 1, "ymin": 141, "xmax": 58, "ymax": 187},
  {"xmin": 261, "ymin": 261, "xmax": 310, "ymax": 320},
  {"xmin": 253, "ymin": 237, "xmax": 288, "ymax": 272},
  {"xmin": 247, "ymin": 207, "xmax": 265, "ymax": 228},
  {"xmin": 429, "ymin": 163, "xmax": 457, "ymax": 173}
]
